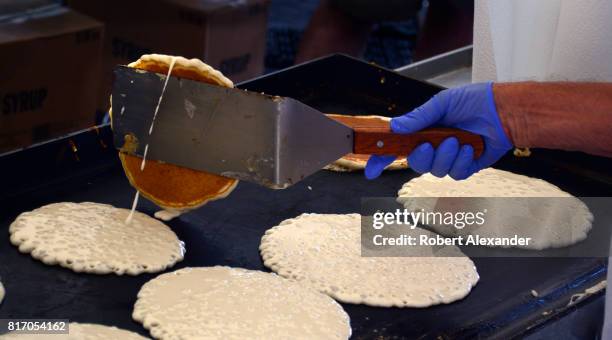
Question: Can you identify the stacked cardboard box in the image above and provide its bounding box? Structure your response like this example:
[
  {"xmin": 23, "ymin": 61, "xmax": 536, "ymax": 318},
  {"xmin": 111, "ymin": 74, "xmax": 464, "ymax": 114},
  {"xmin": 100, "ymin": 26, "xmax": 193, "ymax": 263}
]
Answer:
[
  {"xmin": 0, "ymin": 3, "xmax": 104, "ymax": 154},
  {"xmin": 66, "ymin": 0, "xmax": 270, "ymax": 114}
]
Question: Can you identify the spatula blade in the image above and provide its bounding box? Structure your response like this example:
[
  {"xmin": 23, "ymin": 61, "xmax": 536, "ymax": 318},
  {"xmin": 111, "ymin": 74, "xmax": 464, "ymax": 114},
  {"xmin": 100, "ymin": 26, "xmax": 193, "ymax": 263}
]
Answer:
[{"xmin": 111, "ymin": 66, "xmax": 353, "ymax": 189}]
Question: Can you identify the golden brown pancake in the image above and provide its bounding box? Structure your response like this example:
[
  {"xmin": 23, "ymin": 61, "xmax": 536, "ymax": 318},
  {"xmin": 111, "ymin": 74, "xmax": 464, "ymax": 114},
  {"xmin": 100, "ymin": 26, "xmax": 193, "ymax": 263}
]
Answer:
[{"xmin": 111, "ymin": 54, "xmax": 238, "ymax": 211}]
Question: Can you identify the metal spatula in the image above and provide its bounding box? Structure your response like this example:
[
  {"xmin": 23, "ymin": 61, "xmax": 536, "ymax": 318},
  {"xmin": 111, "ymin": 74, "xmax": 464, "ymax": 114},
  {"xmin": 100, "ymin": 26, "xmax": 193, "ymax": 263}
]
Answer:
[{"xmin": 111, "ymin": 66, "xmax": 483, "ymax": 189}]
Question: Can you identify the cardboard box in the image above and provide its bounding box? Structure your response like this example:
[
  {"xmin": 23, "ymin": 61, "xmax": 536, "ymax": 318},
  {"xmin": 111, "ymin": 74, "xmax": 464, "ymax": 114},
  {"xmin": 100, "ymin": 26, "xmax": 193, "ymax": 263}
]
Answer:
[
  {"xmin": 66, "ymin": 0, "xmax": 270, "ymax": 114},
  {"xmin": 0, "ymin": 4, "xmax": 104, "ymax": 154}
]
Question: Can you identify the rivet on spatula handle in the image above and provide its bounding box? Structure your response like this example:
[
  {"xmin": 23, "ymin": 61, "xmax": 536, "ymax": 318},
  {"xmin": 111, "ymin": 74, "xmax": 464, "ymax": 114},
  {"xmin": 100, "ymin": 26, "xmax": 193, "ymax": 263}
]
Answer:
[{"xmin": 353, "ymin": 125, "xmax": 484, "ymax": 158}]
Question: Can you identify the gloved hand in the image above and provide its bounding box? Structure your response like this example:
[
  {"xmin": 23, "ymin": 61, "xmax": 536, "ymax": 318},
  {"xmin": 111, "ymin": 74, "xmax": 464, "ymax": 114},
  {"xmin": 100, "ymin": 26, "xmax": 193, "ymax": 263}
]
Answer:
[{"xmin": 365, "ymin": 82, "xmax": 512, "ymax": 180}]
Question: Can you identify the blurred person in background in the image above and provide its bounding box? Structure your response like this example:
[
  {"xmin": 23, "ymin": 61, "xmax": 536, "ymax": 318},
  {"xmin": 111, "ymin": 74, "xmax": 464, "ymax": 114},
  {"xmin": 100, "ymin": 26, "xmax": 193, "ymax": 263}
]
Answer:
[{"xmin": 295, "ymin": 0, "xmax": 474, "ymax": 64}]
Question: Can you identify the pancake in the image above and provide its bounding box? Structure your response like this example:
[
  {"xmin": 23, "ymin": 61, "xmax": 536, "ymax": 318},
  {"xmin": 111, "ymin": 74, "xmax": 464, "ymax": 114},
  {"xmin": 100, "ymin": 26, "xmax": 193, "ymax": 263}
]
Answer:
[
  {"xmin": 111, "ymin": 54, "xmax": 238, "ymax": 213},
  {"xmin": 133, "ymin": 267, "xmax": 351, "ymax": 339},
  {"xmin": 260, "ymin": 213, "xmax": 479, "ymax": 308},
  {"xmin": 324, "ymin": 114, "xmax": 408, "ymax": 172},
  {"xmin": 9, "ymin": 202, "xmax": 184, "ymax": 275},
  {"xmin": 396, "ymin": 168, "xmax": 593, "ymax": 250}
]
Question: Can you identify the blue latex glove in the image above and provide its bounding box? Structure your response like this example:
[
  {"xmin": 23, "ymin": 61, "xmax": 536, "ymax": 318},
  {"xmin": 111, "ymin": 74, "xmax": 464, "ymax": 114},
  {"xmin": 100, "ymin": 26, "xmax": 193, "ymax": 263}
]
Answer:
[{"xmin": 365, "ymin": 82, "xmax": 512, "ymax": 180}]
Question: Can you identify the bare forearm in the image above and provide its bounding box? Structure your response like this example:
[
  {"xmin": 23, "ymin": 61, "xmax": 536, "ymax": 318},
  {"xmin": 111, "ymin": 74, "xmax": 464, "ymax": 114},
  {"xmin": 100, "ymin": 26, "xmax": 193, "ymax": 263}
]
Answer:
[{"xmin": 494, "ymin": 82, "xmax": 612, "ymax": 157}]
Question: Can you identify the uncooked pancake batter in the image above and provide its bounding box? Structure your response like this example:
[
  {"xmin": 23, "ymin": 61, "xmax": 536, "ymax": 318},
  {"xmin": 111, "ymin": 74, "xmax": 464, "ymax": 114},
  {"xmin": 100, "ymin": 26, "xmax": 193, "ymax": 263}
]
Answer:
[
  {"xmin": 9, "ymin": 202, "xmax": 185, "ymax": 275},
  {"xmin": 125, "ymin": 56, "xmax": 177, "ymax": 225},
  {"xmin": 260, "ymin": 213, "xmax": 479, "ymax": 308},
  {"xmin": 133, "ymin": 266, "xmax": 351, "ymax": 339},
  {"xmin": 397, "ymin": 168, "xmax": 593, "ymax": 250},
  {"xmin": 154, "ymin": 209, "xmax": 182, "ymax": 222}
]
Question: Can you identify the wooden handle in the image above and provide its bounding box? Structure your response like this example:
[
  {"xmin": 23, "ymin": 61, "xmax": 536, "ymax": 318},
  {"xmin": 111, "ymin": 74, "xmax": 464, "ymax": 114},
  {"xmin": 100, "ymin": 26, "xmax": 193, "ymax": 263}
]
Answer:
[{"xmin": 354, "ymin": 125, "xmax": 484, "ymax": 157}]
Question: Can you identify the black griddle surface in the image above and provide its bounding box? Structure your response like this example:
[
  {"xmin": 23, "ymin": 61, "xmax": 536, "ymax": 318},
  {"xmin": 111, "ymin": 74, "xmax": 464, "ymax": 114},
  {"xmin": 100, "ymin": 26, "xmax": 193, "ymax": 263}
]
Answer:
[
  {"xmin": 0, "ymin": 55, "xmax": 609, "ymax": 339},
  {"xmin": 0, "ymin": 160, "xmax": 607, "ymax": 339}
]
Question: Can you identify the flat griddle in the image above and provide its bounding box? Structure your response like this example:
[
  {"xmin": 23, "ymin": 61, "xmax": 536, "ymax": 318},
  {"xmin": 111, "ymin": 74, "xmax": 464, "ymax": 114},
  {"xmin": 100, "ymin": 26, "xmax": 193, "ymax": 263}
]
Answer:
[{"xmin": 0, "ymin": 54, "xmax": 609, "ymax": 339}]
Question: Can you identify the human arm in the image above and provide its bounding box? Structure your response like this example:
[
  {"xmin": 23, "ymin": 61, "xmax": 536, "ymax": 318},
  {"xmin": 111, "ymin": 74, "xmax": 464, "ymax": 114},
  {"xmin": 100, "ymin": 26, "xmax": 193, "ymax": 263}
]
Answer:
[
  {"xmin": 365, "ymin": 82, "xmax": 612, "ymax": 180},
  {"xmin": 495, "ymin": 82, "xmax": 612, "ymax": 157}
]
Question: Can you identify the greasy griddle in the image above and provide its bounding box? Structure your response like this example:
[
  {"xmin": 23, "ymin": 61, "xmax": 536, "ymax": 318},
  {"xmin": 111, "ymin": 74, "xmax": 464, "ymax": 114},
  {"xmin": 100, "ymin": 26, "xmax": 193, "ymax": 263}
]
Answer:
[{"xmin": 0, "ymin": 55, "xmax": 609, "ymax": 339}]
